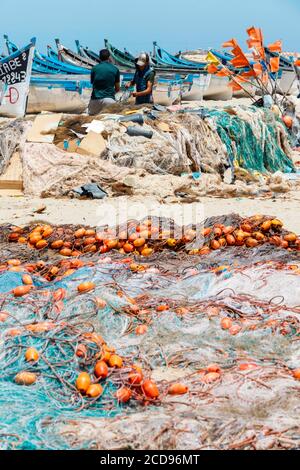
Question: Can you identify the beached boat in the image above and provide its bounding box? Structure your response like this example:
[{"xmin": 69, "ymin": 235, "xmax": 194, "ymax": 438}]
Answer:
[
  {"xmin": 104, "ymin": 40, "xmax": 136, "ymax": 71},
  {"xmin": 4, "ymin": 35, "xmax": 89, "ymax": 76},
  {"xmin": 27, "ymin": 77, "xmax": 92, "ymax": 114},
  {"xmin": 0, "ymin": 38, "xmax": 36, "ymax": 117},
  {"xmin": 55, "ymin": 39, "xmax": 96, "ymax": 69},
  {"xmin": 152, "ymin": 42, "xmax": 206, "ymax": 69},
  {"xmin": 182, "ymin": 74, "xmax": 210, "ymax": 101},
  {"xmin": 105, "ymin": 40, "xmax": 212, "ymax": 76},
  {"xmin": 204, "ymin": 75, "xmax": 232, "ymax": 100},
  {"xmin": 75, "ymin": 40, "xmax": 100, "ymax": 63},
  {"xmin": 152, "ymin": 78, "xmax": 184, "ymax": 106}
]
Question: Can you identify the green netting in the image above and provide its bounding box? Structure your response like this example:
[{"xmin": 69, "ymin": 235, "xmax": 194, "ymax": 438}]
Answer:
[{"xmin": 206, "ymin": 107, "xmax": 295, "ymax": 174}]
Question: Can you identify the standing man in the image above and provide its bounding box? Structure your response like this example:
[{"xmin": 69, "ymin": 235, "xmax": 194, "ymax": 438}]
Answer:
[
  {"xmin": 88, "ymin": 49, "xmax": 120, "ymax": 115},
  {"xmin": 126, "ymin": 52, "xmax": 155, "ymax": 105}
]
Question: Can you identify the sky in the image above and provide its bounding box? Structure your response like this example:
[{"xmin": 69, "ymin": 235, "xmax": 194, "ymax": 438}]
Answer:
[{"xmin": 2, "ymin": 0, "xmax": 300, "ymax": 55}]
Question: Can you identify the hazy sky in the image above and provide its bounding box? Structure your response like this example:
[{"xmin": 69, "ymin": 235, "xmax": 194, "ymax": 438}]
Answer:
[{"xmin": 2, "ymin": 0, "xmax": 299, "ymax": 55}]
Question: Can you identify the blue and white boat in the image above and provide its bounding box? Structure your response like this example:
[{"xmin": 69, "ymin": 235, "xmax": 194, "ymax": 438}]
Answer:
[
  {"xmin": 5, "ymin": 35, "xmax": 89, "ymax": 76},
  {"xmin": 27, "ymin": 77, "xmax": 92, "ymax": 114},
  {"xmin": 0, "ymin": 38, "xmax": 36, "ymax": 117}
]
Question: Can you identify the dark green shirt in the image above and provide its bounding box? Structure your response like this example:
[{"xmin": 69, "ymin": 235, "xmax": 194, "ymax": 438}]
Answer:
[{"xmin": 91, "ymin": 62, "xmax": 120, "ymax": 100}]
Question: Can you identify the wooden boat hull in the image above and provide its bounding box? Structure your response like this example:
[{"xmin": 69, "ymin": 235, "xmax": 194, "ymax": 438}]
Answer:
[
  {"xmin": 153, "ymin": 81, "xmax": 182, "ymax": 106},
  {"xmin": 27, "ymin": 80, "xmax": 91, "ymax": 114},
  {"xmin": 203, "ymin": 76, "xmax": 232, "ymax": 100},
  {"xmin": 55, "ymin": 40, "xmax": 95, "ymax": 69},
  {"xmin": 182, "ymin": 74, "xmax": 210, "ymax": 101},
  {"xmin": 280, "ymin": 70, "xmax": 298, "ymax": 95},
  {"xmin": 0, "ymin": 39, "xmax": 35, "ymax": 117},
  {"xmin": 233, "ymin": 80, "xmax": 256, "ymax": 98}
]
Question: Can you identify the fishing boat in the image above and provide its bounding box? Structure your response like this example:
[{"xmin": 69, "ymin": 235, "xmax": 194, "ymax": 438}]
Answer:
[
  {"xmin": 152, "ymin": 78, "xmax": 184, "ymax": 106},
  {"xmin": 152, "ymin": 42, "xmax": 206, "ymax": 69},
  {"xmin": 182, "ymin": 74, "xmax": 210, "ymax": 101},
  {"xmin": 0, "ymin": 38, "xmax": 36, "ymax": 117},
  {"xmin": 55, "ymin": 39, "xmax": 96, "ymax": 69},
  {"xmin": 104, "ymin": 39, "xmax": 136, "ymax": 71},
  {"xmin": 4, "ymin": 36, "xmax": 89, "ymax": 76},
  {"xmin": 75, "ymin": 40, "xmax": 100, "ymax": 63},
  {"xmin": 105, "ymin": 40, "xmax": 211, "ymax": 75},
  {"xmin": 27, "ymin": 77, "xmax": 92, "ymax": 114},
  {"xmin": 204, "ymin": 75, "xmax": 232, "ymax": 100}
]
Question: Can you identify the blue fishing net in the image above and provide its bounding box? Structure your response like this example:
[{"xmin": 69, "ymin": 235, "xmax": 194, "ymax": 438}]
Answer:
[
  {"xmin": 1, "ymin": 224, "xmax": 300, "ymax": 449},
  {"xmin": 205, "ymin": 107, "xmax": 295, "ymax": 174}
]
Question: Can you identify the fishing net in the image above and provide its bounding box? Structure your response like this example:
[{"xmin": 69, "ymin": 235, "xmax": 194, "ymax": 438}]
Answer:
[
  {"xmin": 0, "ymin": 119, "xmax": 31, "ymax": 176},
  {"xmin": 204, "ymin": 106, "xmax": 295, "ymax": 174},
  {"xmin": 0, "ymin": 214, "xmax": 300, "ymax": 450}
]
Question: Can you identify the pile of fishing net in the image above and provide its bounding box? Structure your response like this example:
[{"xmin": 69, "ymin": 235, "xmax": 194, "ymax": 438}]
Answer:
[
  {"xmin": 204, "ymin": 106, "xmax": 295, "ymax": 174},
  {"xmin": 1, "ymin": 214, "xmax": 300, "ymax": 449},
  {"xmin": 20, "ymin": 111, "xmax": 297, "ymax": 198}
]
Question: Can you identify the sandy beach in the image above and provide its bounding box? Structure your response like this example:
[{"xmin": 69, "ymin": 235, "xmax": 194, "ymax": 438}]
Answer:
[{"xmin": 1, "ymin": 190, "xmax": 300, "ymax": 232}]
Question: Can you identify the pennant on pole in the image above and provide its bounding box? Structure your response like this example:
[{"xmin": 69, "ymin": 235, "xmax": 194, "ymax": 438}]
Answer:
[
  {"xmin": 267, "ymin": 40, "xmax": 282, "ymax": 53},
  {"xmin": 270, "ymin": 56, "xmax": 280, "ymax": 73}
]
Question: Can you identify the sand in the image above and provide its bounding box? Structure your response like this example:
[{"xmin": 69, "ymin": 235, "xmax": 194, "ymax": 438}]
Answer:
[{"xmin": 1, "ymin": 190, "xmax": 300, "ymax": 232}]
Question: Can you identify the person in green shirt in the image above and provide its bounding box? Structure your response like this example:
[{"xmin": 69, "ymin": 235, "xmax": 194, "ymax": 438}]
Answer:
[{"xmin": 88, "ymin": 49, "xmax": 120, "ymax": 115}]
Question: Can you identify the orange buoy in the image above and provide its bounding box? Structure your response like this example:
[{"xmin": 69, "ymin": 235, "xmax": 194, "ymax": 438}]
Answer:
[
  {"xmin": 51, "ymin": 240, "xmax": 64, "ymax": 250},
  {"xmin": 141, "ymin": 248, "xmax": 153, "ymax": 257},
  {"xmin": 229, "ymin": 325, "xmax": 242, "ymax": 336},
  {"xmin": 7, "ymin": 259, "xmax": 21, "ymax": 267},
  {"xmin": 239, "ymin": 363, "xmax": 258, "ymax": 371},
  {"xmin": 282, "ymin": 115, "xmax": 293, "ymax": 129},
  {"xmin": 13, "ymin": 285, "xmax": 32, "ymax": 297},
  {"xmin": 85, "ymin": 229, "xmax": 96, "ymax": 237},
  {"xmin": 123, "ymin": 243, "xmax": 134, "ymax": 253},
  {"xmin": 25, "ymin": 347, "xmax": 39, "ymax": 362},
  {"xmin": 7, "ymin": 328, "xmax": 22, "ymax": 337},
  {"xmin": 142, "ymin": 380, "xmax": 159, "ymax": 399},
  {"xmin": 15, "ymin": 371, "xmax": 37, "ymax": 386},
  {"xmin": 95, "ymin": 297, "xmax": 107, "ymax": 309},
  {"xmin": 59, "ymin": 248, "xmax": 72, "ymax": 257},
  {"xmin": 74, "ymin": 228, "xmax": 86, "ymax": 239},
  {"xmin": 284, "ymin": 233, "xmax": 297, "ymax": 243},
  {"xmin": 22, "ymin": 274, "xmax": 33, "ymax": 286},
  {"xmin": 168, "ymin": 383, "xmax": 189, "ymax": 395},
  {"xmin": 77, "ymin": 282, "xmax": 95, "ymax": 294},
  {"xmin": 94, "ymin": 361, "xmax": 108, "ymax": 379},
  {"xmin": 76, "ymin": 344, "xmax": 87, "ymax": 358},
  {"xmin": 86, "ymin": 384, "xmax": 103, "ymax": 398},
  {"xmin": 292, "ymin": 369, "xmax": 300, "ymax": 380},
  {"xmin": 134, "ymin": 238, "xmax": 146, "ymax": 248},
  {"xmin": 108, "ymin": 354, "xmax": 123, "ymax": 368},
  {"xmin": 202, "ymin": 372, "xmax": 220, "ymax": 384},
  {"xmin": 135, "ymin": 325, "xmax": 148, "ymax": 335},
  {"xmin": 115, "ymin": 387, "xmax": 132, "ymax": 403},
  {"xmin": 207, "ymin": 364, "xmax": 221, "ymax": 373},
  {"xmin": 0, "ymin": 311, "xmax": 9, "ymax": 322},
  {"xmin": 156, "ymin": 305, "xmax": 169, "ymax": 312},
  {"xmin": 76, "ymin": 372, "xmax": 91, "ymax": 394},
  {"xmin": 220, "ymin": 318, "xmax": 233, "ymax": 330},
  {"xmin": 128, "ymin": 370, "xmax": 143, "ymax": 385},
  {"xmin": 211, "ymin": 240, "xmax": 221, "ymax": 250}
]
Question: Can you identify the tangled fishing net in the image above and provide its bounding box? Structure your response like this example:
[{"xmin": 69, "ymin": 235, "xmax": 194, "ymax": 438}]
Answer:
[
  {"xmin": 0, "ymin": 119, "xmax": 30, "ymax": 176},
  {"xmin": 205, "ymin": 106, "xmax": 295, "ymax": 174},
  {"xmin": 19, "ymin": 105, "xmax": 297, "ymax": 199},
  {"xmin": 0, "ymin": 214, "xmax": 300, "ymax": 450}
]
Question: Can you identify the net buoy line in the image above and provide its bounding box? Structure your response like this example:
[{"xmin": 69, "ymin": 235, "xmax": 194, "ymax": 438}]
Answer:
[{"xmin": 0, "ymin": 214, "xmax": 300, "ymax": 449}]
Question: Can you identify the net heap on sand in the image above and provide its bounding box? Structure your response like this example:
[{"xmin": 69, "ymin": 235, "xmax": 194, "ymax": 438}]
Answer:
[{"xmin": 1, "ymin": 214, "xmax": 300, "ymax": 450}]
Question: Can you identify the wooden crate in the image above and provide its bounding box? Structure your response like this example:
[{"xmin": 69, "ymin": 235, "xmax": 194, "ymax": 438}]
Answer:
[{"xmin": 0, "ymin": 152, "xmax": 23, "ymax": 190}]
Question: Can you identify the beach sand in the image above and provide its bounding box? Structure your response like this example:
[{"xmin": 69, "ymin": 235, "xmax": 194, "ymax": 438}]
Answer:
[{"xmin": 1, "ymin": 190, "xmax": 300, "ymax": 232}]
